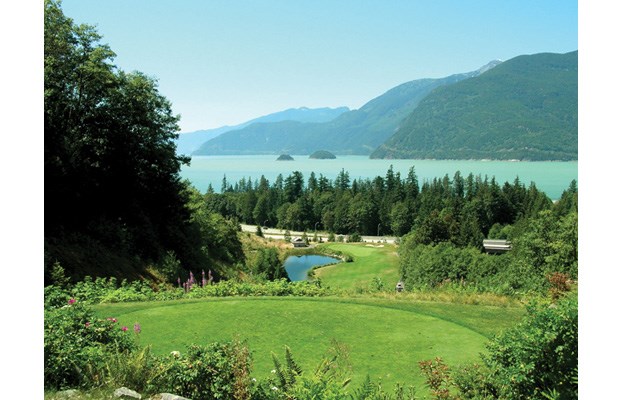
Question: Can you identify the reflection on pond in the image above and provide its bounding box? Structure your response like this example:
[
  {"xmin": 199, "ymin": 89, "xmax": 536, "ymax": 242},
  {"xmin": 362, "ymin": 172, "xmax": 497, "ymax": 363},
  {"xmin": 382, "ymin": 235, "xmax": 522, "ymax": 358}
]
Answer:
[{"xmin": 284, "ymin": 254, "xmax": 341, "ymax": 281}]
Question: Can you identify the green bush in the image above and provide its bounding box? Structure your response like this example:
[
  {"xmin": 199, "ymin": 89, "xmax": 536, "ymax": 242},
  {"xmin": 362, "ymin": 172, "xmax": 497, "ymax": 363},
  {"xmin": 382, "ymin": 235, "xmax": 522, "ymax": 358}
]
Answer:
[
  {"xmin": 158, "ymin": 341, "xmax": 253, "ymax": 400},
  {"xmin": 347, "ymin": 233, "xmax": 362, "ymax": 243},
  {"xmin": 415, "ymin": 293, "xmax": 578, "ymax": 399},
  {"xmin": 254, "ymin": 342, "xmax": 353, "ymax": 400},
  {"xmin": 480, "ymin": 293, "xmax": 578, "ymax": 399},
  {"xmin": 44, "ymin": 299, "xmax": 137, "ymax": 389},
  {"xmin": 103, "ymin": 346, "xmax": 162, "ymax": 394}
]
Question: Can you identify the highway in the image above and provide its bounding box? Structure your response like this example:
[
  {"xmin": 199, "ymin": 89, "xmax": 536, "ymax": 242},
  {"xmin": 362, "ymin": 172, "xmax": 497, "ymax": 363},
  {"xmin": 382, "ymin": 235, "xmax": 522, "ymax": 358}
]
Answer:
[{"xmin": 239, "ymin": 224, "xmax": 397, "ymax": 244}]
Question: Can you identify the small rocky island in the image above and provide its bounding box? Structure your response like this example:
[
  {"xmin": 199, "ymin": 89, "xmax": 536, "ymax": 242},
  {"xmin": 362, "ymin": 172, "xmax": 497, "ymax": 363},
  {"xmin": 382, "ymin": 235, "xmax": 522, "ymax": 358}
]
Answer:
[
  {"xmin": 276, "ymin": 154, "xmax": 294, "ymax": 161},
  {"xmin": 309, "ymin": 150, "xmax": 336, "ymax": 159}
]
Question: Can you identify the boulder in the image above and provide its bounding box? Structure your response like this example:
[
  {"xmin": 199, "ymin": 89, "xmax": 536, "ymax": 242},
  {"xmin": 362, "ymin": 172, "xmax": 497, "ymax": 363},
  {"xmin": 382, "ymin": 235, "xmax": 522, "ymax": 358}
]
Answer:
[
  {"xmin": 114, "ymin": 387, "xmax": 142, "ymax": 399},
  {"xmin": 149, "ymin": 394, "xmax": 192, "ymax": 400}
]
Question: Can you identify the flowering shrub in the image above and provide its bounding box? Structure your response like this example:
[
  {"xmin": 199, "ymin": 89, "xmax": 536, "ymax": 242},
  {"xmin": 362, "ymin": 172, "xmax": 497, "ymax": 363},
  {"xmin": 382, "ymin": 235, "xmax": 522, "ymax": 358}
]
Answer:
[{"xmin": 44, "ymin": 299, "xmax": 137, "ymax": 389}]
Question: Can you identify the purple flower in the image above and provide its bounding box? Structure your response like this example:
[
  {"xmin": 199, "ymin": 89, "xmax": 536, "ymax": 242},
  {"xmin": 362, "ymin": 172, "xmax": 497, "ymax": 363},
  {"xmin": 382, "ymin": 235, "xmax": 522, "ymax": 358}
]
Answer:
[
  {"xmin": 121, "ymin": 326, "xmax": 128, "ymax": 332},
  {"xmin": 107, "ymin": 317, "xmax": 117, "ymax": 323},
  {"xmin": 68, "ymin": 298, "xmax": 76, "ymax": 305}
]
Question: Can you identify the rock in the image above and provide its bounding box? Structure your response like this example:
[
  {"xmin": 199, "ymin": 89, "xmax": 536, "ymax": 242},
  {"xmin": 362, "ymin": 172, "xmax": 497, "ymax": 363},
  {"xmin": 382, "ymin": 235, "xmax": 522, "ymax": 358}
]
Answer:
[
  {"xmin": 55, "ymin": 389, "xmax": 80, "ymax": 399},
  {"xmin": 149, "ymin": 394, "xmax": 192, "ymax": 400},
  {"xmin": 114, "ymin": 387, "xmax": 142, "ymax": 399}
]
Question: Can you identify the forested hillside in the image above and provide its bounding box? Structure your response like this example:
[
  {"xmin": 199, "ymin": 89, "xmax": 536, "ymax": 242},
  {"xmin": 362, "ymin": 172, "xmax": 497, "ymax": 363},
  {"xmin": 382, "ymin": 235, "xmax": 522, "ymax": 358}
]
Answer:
[
  {"xmin": 372, "ymin": 51, "xmax": 578, "ymax": 160},
  {"xmin": 44, "ymin": 0, "xmax": 243, "ymax": 283}
]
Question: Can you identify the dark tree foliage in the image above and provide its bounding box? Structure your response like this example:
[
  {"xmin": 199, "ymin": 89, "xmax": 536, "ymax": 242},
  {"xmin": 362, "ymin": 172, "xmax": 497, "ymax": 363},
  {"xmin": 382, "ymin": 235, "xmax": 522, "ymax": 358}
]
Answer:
[
  {"xmin": 44, "ymin": 0, "xmax": 239, "ymax": 282},
  {"xmin": 203, "ymin": 166, "xmax": 562, "ymax": 245},
  {"xmin": 399, "ymin": 203, "xmax": 577, "ymax": 294},
  {"xmin": 251, "ymin": 248, "xmax": 289, "ymax": 281}
]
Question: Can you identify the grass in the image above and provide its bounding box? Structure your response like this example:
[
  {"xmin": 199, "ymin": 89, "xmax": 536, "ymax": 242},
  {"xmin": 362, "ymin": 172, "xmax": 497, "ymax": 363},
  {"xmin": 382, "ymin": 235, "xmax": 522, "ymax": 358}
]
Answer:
[
  {"xmin": 94, "ymin": 296, "xmax": 523, "ymax": 394},
  {"xmin": 88, "ymin": 243, "xmax": 524, "ymax": 395},
  {"xmin": 313, "ymin": 243, "xmax": 401, "ymax": 290}
]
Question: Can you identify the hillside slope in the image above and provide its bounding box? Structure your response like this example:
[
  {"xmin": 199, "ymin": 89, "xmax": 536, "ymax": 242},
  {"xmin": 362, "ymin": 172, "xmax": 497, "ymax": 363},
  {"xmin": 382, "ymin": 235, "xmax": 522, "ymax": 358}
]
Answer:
[{"xmin": 371, "ymin": 51, "xmax": 577, "ymax": 160}]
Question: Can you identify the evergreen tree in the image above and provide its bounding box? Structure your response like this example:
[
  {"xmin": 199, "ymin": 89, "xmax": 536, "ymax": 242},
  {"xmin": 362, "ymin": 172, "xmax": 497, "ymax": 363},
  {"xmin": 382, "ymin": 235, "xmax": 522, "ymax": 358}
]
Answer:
[{"xmin": 45, "ymin": 0, "xmax": 210, "ymax": 279}]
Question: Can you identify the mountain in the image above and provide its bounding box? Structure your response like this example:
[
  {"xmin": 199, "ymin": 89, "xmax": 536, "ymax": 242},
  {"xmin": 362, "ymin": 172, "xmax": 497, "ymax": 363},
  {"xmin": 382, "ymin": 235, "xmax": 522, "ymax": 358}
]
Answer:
[
  {"xmin": 371, "ymin": 51, "xmax": 578, "ymax": 160},
  {"xmin": 175, "ymin": 106, "xmax": 349, "ymax": 156},
  {"xmin": 192, "ymin": 62, "xmax": 501, "ymax": 156}
]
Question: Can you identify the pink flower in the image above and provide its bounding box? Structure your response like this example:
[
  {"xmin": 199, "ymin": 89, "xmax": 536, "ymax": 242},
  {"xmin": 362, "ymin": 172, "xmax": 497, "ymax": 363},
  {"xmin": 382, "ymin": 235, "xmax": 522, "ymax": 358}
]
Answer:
[
  {"xmin": 107, "ymin": 317, "xmax": 117, "ymax": 323},
  {"xmin": 121, "ymin": 326, "xmax": 128, "ymax": 332},
  {"xmin": 85, "ymin": 322, "xmax": 91, "ymax": 328},
  {"xmin": 134, "ymin": 323, "xmax": 141, "ymax": 334},
  {"xmin": 68, "ymin": 298, "xmax": 76, "ymax": 305}
]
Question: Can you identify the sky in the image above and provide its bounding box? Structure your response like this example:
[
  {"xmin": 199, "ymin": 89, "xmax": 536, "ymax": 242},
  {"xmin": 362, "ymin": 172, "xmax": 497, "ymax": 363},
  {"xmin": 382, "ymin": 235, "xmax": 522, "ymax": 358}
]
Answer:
[{"xmin": 58, "ymin": 0, "xmax": 578, "ymax": 133}]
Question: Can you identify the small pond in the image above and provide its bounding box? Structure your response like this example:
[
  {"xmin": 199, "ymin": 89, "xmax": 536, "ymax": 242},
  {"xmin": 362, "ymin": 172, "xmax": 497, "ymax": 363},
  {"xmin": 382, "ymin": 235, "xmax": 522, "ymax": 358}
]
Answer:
[{"xmin": 284, "ymin": 254, "xmax": 341, "ymax": 281}]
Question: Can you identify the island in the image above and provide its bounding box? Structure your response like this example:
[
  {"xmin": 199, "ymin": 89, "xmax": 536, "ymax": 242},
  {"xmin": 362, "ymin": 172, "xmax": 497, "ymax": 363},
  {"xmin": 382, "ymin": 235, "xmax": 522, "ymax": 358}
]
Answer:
[
  {"xmin": 276, "ymin": 154, "xmax": 295, "ymax": 161},
  {"xmin": 309, "ymin": 150, "xmax": 336, "ymax": 159}
]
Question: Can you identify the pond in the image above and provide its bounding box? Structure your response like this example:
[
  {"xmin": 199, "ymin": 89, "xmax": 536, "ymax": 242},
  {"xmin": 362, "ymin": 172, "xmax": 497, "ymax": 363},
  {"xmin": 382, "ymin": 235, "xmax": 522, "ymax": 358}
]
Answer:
[{"xmin": 284, "ymin": 254, "xmax": 341, "ymax": 281}]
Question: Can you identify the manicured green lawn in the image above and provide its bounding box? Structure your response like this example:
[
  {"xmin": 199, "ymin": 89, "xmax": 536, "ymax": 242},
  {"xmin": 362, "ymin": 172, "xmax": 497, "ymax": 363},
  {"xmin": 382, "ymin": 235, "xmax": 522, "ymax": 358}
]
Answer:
[
  {"xmin": 95, "ymin": 296, "xmax": 522, "ymax": 393},
  {"xmin": 314, "ymin": 243, "xmax": 401, "ymax": 290}
]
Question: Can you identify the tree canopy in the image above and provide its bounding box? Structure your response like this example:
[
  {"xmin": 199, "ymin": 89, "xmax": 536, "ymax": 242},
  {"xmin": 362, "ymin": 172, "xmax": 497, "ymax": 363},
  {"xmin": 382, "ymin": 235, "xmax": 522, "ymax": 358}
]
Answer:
[{"xmin": 44, "ymin": 0, "xmax": 239, "ymax": 282}]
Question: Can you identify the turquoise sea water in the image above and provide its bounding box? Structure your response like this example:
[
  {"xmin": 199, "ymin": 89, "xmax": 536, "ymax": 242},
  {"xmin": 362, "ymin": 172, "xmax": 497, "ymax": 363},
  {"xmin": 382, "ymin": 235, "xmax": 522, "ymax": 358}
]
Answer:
[{"xmin": 180, "ymin": 155, "xmax": 578, "ymax": 200}]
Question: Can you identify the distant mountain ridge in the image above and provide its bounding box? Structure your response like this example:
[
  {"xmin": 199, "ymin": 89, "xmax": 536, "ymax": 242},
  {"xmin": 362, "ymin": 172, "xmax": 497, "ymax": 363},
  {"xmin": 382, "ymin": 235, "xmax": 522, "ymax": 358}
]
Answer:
[
  {"xmin": 192, "ymin": 61, "xmax": 501, "ymax": 156},
  {"xmin": 371, "ymin": 51, "xmax": 577, "ymax": 160},
  {"xmin": 175, "ymin": 106, "xmax": 349, "ymax": 156}
]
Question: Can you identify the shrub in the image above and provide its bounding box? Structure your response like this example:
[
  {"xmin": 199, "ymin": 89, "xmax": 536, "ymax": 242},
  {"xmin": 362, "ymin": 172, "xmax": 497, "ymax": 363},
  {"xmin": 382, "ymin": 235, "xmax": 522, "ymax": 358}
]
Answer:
[
  {"xmin": 157, "ymin": 250, "xmax": 183, "ymax": 283},
  {"xmin": 158, "ymin": 340, "xmax": 253, "ymax": 400},
  {"xmin": 103, "ymin": 346, "xmax": 162, "ymax": 393},
  {"xmin": 347, "ymin": 232, "xmax": 362, "ymax": 243},
  {"xmin": 547, "ymin": 272, "xmax": 572, "ymax": 300},
  {"xmin": 480, "ymin": 293, "xmax": 578, "ymax": 399},
  {"xmin": 418, "ymin": 358, "xmax": 457, "ymax": 400},
  {"xmin": 255, "ymin": 341, "xmax": 352, "ymax": 400},
  {"xmin": 44, "ymin": 300, "xmax": 137, "ymax": 389}
]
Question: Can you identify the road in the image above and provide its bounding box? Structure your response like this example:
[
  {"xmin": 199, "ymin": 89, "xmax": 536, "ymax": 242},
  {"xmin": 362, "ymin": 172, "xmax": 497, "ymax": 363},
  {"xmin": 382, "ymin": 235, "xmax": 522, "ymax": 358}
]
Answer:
[{"xmin": 239, "ymin": 224, "xmax": 397, "ymax": 244}]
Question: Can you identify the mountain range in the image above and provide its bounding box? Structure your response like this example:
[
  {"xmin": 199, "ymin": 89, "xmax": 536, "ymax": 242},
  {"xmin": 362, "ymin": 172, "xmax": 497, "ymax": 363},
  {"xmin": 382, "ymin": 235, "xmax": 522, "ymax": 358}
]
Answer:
[
  {"xmin": 191, "ymin": 60, "xmax": 501, "ymax": 156},
  {"xmin": 371, "ymin": 51, "xmax": 577, "ymax": 160},
  {"xmin": 175, "ymin": 106, "xmax": 349, "ymax": 156},
  {"xmin": 182, "ymin": 51, "xmax": 577, "ymax": 161}
]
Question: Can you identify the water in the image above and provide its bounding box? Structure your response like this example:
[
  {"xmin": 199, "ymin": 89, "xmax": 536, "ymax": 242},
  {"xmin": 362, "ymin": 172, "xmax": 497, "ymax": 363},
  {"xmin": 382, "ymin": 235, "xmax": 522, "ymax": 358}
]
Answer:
[
  {"xmin": 180, "ymin": 155, "xmax": 578, "ymax": 200},
  {"xmin": 284, "ymin": 255, "xmax": 341, "ymax": 281}
]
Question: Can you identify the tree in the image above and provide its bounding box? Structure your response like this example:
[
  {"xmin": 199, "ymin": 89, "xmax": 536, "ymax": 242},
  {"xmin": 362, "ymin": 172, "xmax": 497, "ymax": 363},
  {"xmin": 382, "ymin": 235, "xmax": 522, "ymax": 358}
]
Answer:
[
  {"xmin": 252, "ymin": 193, "xmax": 270, "ymax": 227},
  {"xmin": 44, "ymin": 0, "xmax": 217, "ymax": 280},
  {"xmin": 390, "ymin": 201, "xmax": 413, "ymax": 237},
  {"xmin": 511, "ymin": 210, "xmax": 578, "ymax": 280},
  {"xmin": 252, "ymin": 248, "xmax": 289, "ymax": 281},
  {"xmin": 284, "ymin": 171, "xmax": 304, "ymax": 202},
  {"xmin": 334, "ymin": 168, "xmax": 351, "ymax": 190}
]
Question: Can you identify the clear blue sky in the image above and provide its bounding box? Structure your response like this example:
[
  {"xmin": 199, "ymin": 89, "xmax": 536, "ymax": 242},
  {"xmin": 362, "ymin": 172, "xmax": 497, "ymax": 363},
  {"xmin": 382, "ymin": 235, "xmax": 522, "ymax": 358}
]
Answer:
[{"xmin": 59, "ymin": 0, "xmax": 578, "ymax": 132}]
